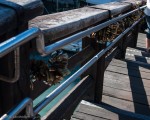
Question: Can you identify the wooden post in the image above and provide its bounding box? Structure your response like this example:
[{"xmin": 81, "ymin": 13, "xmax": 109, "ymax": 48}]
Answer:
[
  {"xmin": 0, "ymin": 0, "xmax": 43, "ymax": 115},
  {"xmin": 94, "ymin": 54, "xmax": 105, "ymax": 103},
  {"xmin": 132, "ymin": 24, "xmax": 139, "ymax": 48},
  {"xmin": 93, "ymin": 41, "xmax": 106, "ymax": 103},
  {"xmin": 115, "ymin": 37, "xmax": 126, "ymax": 60},
  {"xmin": 0, "ymin": 23, "xmax": 30, "ymax": 115}
]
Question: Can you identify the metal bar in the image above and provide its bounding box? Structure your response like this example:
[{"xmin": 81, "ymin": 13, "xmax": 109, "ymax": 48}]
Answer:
[
  {"xmin": 0, "ymin": 28, "xmax": 42, "ymax": 58},
  {"xmin": 34, "ymin": 16, "xmax": 145, "ymax": 114},
  {"xmin": 0, "ymin": 10, "xmax": 145, "ymax": 120},
  {"xmin": 0, "ymin": 5, "xmax": 146, "ymax": 83},
  {"xmin": 0, "ymin": 28, "xmax": 43, "ymax": 83},
  {"xmin": 0, "ymin": 98, "xmax": 33, "ymax": 120},
  {"xmin": 39, "ymin": 5, "xmax": 146, "ymax": 56},
  {"xmin": 0, "ymin": 48, "xmax": 20, "ymax": 83},
  {"xmin": 0, "ymin": 5, "xmax": 146, "ymax": 58}
]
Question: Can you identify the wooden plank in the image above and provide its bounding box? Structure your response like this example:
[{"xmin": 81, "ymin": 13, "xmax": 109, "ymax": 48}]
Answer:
[
  {"xmin": 105, "ymin": 71, "xmax": 150, "ymax": 88},
  {"xmin": 102, "ymin": 95, "xmax": 150, "ymax": 116},
  {"xmin": 72, "ymin": 111, "xmax": 108, "ymax": 120},
  {"xmin": 90, "ymin": 2, "xmax": 131, "ymax": 16},
  {"xmin": 29, "ymin": 8, "xmax": 109, "ymax": 42},
  {"xmin": 126, "ymin": 48, "xmax": 150, "ymax": 58},
  {"xmin": 110, "ymin": 59, "xmax": 150, "ymax": 72},
  {"xmin": 138, "ymin": 33, "xmax": 146, "ymax": 41},
  {"xmin": 75, "ymin": 100, "xmax": 144, "ymax": 120},
  {"xmin": 68, "ymin": 46, "xmax": 95, "ymax": 69},
  {"xmin": 125, "ymin": 54, "xmax": 150, "ymax": 64},
  {"xmin": 121, "ymin": 0, "xmax": 143, "ymax": 6},
  {"xmin": 76, "ymin": 101, "xmax": 122, "ymax": 120},
  {"xmin": 71, "ymin": 117, "xmax": 82, "ymax": 120},
  {"xmin": 135, "ymin": 47, "xmax": 147, "ymax": 52},
  {"xmin": 106, "ymin": 64, "xmax": 150, "ymax": 80},
  {"xmin": 104, "ymin": 76, "xmax": 150, "ymax": 96},
  {"xmin": 103, "ymin": 86, "xmax": 150, "ymax": 106}
]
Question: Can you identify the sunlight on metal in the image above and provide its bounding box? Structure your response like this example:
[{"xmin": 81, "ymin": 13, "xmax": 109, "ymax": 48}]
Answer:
[
  {"xmin": 0, "ymin": 5, "xmax": 146, "ymax": 58},
  {"xmin": 33, "ymin": 15, "xmax": 145, "ymax": 115},
  {"xmin": 0, "ymin": 98, "xmax": 33, "ymax": 120},
  {"xmin": 0, "ymin": 4, "xmax": 146, "ymax": 119}
]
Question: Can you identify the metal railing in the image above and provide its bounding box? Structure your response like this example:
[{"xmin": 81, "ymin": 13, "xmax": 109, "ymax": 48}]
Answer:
[{"xmin": 0, "ymin": 5, "xmax": 146, "ymax": 119}]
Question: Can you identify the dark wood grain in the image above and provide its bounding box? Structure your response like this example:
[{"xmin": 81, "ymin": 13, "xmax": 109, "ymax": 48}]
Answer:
[
  {"xmin": 71, "ymin": 100, "xmax": 146, "ymax": 120},
  {"xmin": 102, "ymin": 95, "xmax": 150, "ymax": 116},
  {"xmin": 106, "ymin": 64, "xmax": 150, "ymax": 79},
  {"xmin": 103, "ymin": 86, "xmax": 150, "ymax": 105}
]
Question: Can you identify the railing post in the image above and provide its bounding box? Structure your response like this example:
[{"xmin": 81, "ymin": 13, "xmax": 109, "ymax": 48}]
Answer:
[
  {"xmin": 93, "ymin": 41, "xmax": 106, "ymax": 103},
  {"xmin": 0, "ymin": 1, "xmax": 43, "ymax": 115},
  {"xmin": 130, "ymin": 24, "xmax": 139, "ymax": 48},
  {"xmin": 115, "ymin": 37, "xmax": 126, "ymax": 60},
  {"xmin": 81, "ymin": 37, "xmax": 97, "ymax": 100}
]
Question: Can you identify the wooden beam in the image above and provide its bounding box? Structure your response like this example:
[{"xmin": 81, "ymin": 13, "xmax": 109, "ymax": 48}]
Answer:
[{"xmin": 29, "ymin": 7, "xmax": 109, "ymax": 43}]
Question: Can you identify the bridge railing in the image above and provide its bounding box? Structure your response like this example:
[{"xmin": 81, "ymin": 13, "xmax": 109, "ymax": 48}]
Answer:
[{"xmin": 0, "ymin": 4, "xmax": 146, "ymax": 120}]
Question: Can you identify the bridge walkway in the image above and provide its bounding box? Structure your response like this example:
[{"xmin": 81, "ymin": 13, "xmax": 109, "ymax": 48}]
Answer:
[{"xmin": 71, "ymin": 33, "xmax": 150, "ymax": 120}]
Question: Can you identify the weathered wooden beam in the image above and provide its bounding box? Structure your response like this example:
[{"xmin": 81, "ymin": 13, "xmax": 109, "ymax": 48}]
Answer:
[
  {"xmin": 121, "ymin": 0, "xmax": 143, "ymax": 6},
  {"xmin": 90, "ymin": 2, "xmax": 132, "ymax": 16},
  {"xmin": 29, "ymin": 8, "xmax": 109, "ymax": 43}
]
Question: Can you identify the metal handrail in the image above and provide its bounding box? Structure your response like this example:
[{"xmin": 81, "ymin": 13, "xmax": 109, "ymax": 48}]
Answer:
[
  {"xmin": 0, "ymin": 98, "xmax": 33, "ymax": 120},
  {"xmin": 0, "ymin": 5, "xmax": 146, "ymax": 119},
  {"xmin": 0, "ymin": 5, "xmax": 146, "ymax": 58},
  {"xmin": 33, "ymin": 15, "xmax": 145, "ymax": 115},
  {"xmin": 0, "ymin": 5, "xmax": 146, "ymax": 83}
]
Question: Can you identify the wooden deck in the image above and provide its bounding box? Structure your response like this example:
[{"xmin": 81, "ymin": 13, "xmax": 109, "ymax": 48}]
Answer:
[{"xmin": 71, "ymin": 33, "xmax": 150, "ymax": 120}]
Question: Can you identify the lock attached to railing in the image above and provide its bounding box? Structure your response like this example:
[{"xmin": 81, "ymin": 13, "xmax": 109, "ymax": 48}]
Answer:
[{"xmin": 30, "ymin": 50, "xmax": 70, "ymax": 87}]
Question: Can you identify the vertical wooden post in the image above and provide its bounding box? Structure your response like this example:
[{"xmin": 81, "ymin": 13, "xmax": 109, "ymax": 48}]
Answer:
[
  {"xmin": 94, "ymin": 55, "xmax": 105, "ymax": 103},
  {"xmin": 0, "ymin": 24, "xmax": 30, "ymax": 115},
  {"xmin": 115, "ymin": 37, "xmax": 126, "ymax": 60},
  {"xmin": 94, "ymin": 42, "xmax": 106, "ymax": 103},
  {"xmin": 132, "ymin": 24, "xmax": 139, "ymax": 48},
  {"xmin": 81, "ymin": 37, "xmax": 97, "ymax": 101}
]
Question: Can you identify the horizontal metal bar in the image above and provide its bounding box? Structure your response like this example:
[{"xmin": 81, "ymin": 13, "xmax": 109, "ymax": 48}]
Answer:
[
  {"xmin": 0, "ymin": 98, "xmax": 33, "ymax": 120},
  {"xmin": 0, "ymin": 28, "xmax": 42, "ymax": 83},
  {"xmin": 0, "ymin": 6, "xmax": 146, "ymax": 119},
  {"xmin": 39, "ymin": 5, "xmax": 146, "ymax": 56},
  {"xmin": 34, "ymin": 16, "xmax": 145, "ymax": 114},
  {"xmin": 0, "ymin": 5, "xmax": 146, "ymax": 58},
  {"xmin": 0, "ymin": 27, "xmax": 42, "ymax": 58},
  {"xmin": 0, "ymin": 5, "xmax": 145, "ymax": 83}
]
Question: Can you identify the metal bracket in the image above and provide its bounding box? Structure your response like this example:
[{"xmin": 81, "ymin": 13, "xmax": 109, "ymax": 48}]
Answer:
[{"xmin": 0, "ymin": 48, "xmax": 20, "ymax": 83}]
